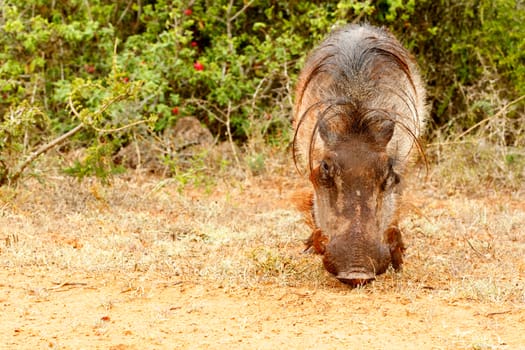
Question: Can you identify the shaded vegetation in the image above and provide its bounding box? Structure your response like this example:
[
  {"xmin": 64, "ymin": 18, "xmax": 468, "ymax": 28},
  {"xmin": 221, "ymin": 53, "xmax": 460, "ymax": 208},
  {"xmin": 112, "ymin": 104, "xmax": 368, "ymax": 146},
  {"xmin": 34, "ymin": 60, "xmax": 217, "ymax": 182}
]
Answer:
[{"xmin": 0, "ymin": 0, "xmax": 524, "ymax": 186}]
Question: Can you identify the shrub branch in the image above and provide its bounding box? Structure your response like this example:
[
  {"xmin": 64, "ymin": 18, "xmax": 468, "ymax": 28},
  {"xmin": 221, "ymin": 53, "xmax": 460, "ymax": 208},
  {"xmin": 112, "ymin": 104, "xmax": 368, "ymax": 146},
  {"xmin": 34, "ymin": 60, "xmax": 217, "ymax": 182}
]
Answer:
[
  {"xmin": 454, "ymin": 94, "xmax": 525, "ymax": 142},
  {"xmin": 8, "ymin": 123, "xmax": 84, "ymax": 186}
]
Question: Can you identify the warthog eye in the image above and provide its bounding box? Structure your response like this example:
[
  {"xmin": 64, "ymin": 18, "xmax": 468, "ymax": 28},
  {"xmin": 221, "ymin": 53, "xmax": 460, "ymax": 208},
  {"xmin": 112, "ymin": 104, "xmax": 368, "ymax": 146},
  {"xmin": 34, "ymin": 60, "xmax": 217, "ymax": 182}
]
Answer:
[{"xmin": 319, "ymin": 159, "xmax": 334, "ymax": 184}]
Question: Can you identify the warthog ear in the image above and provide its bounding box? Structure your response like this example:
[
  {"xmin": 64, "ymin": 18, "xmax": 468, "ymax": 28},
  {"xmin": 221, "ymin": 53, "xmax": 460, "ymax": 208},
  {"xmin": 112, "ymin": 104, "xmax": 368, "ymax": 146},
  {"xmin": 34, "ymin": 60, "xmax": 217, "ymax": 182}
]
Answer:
[
  {"xmin": 370, "ymin": 119, "xmax": 395, "ymax": 148},
  {"xmin": 318, "ymin": 118, "xmax": 340, "ymax": 146}
]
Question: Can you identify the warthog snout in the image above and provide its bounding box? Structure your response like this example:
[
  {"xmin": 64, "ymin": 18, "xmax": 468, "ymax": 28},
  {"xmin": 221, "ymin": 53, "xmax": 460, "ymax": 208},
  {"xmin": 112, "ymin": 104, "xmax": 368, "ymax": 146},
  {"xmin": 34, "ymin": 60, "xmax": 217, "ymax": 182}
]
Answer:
[{"xmin": 335, "ymin": 272, "xmax": 376, "ymax": 287}]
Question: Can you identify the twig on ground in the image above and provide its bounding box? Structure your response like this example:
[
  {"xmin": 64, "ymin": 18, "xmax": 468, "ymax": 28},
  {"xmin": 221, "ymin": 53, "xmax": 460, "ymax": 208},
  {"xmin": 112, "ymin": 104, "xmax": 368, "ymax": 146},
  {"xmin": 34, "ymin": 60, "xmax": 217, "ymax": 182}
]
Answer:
[
  {"xmin": 485, "ymin": 310, "xmax": 512, "ymax": 317},
  {"xmin": 49, "ymin": 281, "xmax": 88, "ymax": 291},
  {"xmin": 465, "ymin": 238, "xmax": 489, "ymax": 260}
]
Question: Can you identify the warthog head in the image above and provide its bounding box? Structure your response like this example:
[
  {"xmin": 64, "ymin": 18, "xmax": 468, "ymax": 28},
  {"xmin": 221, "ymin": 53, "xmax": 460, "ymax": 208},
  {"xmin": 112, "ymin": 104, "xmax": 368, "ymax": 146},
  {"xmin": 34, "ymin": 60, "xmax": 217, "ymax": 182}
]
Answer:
[{"xmin": 308, "ymin": 110, "xmax": 405, "ymax": 286}]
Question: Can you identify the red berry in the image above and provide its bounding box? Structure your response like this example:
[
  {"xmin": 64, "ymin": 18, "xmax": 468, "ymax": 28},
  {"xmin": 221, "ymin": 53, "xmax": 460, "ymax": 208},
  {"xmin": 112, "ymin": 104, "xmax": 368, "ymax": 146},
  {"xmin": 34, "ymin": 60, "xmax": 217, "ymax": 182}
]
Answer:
[
  {"xmin": 122, "ymin": 77, "xmax": 129, "ymax": 83},
  {"xmin": 85, "ymin": 64, "xmax": 95, "ymax": 74},
  {"xmin": 193, "ymin": 61, "xmax": 204, "ymax": 71},
  {"xmin": 183, "ymin": 8, "xmax": 192, "ymax": 16},
  {"xmin": 191, "ymin": 41, "xmax": 198, "ymax": 47},
  {"xmin": 171, "ymin": 107, "xmax": 179, "ymax": 115}
]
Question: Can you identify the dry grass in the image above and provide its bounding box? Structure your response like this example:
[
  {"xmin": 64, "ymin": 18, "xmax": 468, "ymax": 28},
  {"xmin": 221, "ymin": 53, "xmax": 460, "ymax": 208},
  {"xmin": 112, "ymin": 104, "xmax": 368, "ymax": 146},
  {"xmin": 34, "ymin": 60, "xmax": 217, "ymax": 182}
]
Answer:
[
  {"xmin": 0, "ymin": 166, "xmax": 314, "ymax": 288},
  {"xmin": 427, "ymin": 90, "xmax": 525, "ymax": 194},
  {"xmin": 427, "ymin": 138, "xmax": 525, "ymax": 193},
  {"xmin": 1, "ymin": 147, "xmax": 524, "ymax": 348},
  {"xmin": 2, "ymin": 156, "xmax": 524, "ymax": 298}
]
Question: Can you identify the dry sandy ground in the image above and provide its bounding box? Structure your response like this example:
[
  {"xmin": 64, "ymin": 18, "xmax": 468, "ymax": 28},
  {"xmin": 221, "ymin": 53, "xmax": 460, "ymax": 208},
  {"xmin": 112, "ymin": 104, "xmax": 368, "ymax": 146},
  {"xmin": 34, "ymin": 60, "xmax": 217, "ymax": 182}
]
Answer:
[{"xmin": 1, "ymin": 170, "xmax": 524, "ymax": 349}]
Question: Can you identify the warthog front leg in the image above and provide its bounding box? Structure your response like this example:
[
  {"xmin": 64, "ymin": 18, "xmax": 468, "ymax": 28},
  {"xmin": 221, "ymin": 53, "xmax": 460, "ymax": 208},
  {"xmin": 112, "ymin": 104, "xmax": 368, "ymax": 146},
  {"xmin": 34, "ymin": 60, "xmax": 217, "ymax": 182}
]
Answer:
[{"xmin": 385, "ymin": 226, "xmax": 406, "ymax": 270}]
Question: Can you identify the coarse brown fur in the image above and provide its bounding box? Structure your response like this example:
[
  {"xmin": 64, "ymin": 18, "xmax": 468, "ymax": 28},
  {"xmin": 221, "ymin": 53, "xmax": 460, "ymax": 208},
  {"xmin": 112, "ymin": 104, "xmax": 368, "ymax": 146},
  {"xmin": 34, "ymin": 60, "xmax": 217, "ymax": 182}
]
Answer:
[{"xmin": 292, "ymin": 24, "xmax": 426, "ymax": 286}]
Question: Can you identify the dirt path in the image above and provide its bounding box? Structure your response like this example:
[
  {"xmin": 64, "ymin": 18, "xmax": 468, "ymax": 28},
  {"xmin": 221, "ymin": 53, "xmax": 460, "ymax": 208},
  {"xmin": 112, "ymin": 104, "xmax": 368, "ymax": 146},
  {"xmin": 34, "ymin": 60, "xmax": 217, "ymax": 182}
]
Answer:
[
  {"xmin": 2, "ymin": 270, "xmax": 523, "ymax": 349},
  {"xmin": 1, "ymin": 173, "xmax": 524, "ymax": 349}
]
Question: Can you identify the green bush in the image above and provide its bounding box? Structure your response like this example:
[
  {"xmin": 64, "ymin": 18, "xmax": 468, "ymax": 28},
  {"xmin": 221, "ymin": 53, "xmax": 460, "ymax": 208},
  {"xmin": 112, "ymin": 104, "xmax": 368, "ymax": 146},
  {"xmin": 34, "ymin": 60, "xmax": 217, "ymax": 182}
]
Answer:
[{"xmin": 0, "ymin": 0, "xmax": 523, "ymax": 185}]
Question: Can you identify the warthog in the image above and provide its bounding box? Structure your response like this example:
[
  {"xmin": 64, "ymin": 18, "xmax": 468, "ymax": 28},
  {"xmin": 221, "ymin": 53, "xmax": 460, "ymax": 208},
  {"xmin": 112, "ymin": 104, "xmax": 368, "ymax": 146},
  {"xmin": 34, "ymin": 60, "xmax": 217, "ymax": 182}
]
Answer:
[{"xmin": 293, "ymin": 24, "xmax": 426, "ymax": 286}]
